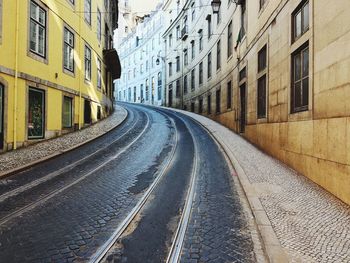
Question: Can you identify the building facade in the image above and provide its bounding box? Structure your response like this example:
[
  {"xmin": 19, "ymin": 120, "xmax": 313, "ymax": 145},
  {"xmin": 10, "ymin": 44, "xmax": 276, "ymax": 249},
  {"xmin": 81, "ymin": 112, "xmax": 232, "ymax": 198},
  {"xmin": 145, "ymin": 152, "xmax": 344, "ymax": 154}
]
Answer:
[
  {"xmin": 0, "ymin": 0, "xmax": 121, "ymax": 152},
  {"xmin": 163, "ymin": 0, "xmax": 350, "ymax": 205},
  {"xmin": 115, "ymin": 4, "xmax": 165, "ymax": 106}
]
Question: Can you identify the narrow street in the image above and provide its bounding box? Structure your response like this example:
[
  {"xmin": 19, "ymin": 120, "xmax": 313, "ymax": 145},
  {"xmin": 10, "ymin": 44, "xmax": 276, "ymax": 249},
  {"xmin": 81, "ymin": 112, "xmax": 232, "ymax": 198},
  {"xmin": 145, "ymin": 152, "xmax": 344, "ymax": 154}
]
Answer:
[{"xmin": 0, "ymin": 103, "xmax": 257, "ymax": 263}]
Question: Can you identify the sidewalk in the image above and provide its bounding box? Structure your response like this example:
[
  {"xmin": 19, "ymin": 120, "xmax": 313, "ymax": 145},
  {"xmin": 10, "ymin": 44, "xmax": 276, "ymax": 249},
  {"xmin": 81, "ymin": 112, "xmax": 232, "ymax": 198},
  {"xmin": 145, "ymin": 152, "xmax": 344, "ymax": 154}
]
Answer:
[
  {"xmin": 177, "ymin": 109, "xmax": 350, "ymax": 263},
  {"xmin": 0, "ymin": 105, "xmax": 127, "ymax": 177}
]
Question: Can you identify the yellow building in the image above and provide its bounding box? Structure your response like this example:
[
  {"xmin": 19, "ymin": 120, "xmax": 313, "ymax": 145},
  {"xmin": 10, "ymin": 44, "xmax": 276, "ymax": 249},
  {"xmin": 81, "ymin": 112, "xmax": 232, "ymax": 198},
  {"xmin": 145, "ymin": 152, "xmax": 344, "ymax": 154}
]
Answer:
[{"xmin": 0, "ymin": 0, "xmax": 121, "ymax": 151}]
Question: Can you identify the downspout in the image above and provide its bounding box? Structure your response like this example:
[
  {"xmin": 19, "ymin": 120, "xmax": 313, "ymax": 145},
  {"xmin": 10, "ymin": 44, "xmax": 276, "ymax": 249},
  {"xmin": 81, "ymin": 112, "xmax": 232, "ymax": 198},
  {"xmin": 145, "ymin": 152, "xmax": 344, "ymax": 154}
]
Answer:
[
  {"xmin": 13, "ymin": 0, "xmax": 20, "ymax": 149},
  {"xmin": 78, "ymin": 3, "xmax": 82, "ymax": 130}
]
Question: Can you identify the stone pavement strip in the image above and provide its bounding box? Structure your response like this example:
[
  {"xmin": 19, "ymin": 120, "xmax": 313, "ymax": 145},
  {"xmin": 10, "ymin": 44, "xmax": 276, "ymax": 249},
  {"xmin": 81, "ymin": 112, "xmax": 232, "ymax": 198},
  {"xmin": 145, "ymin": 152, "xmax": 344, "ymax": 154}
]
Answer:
[
  {"xmin": 175, "ymin": 109, "xmax": 350, "ymax": 263},
  {"xmin": 0, "ymin": 105, "xmax": 127, "ymax": 176}
]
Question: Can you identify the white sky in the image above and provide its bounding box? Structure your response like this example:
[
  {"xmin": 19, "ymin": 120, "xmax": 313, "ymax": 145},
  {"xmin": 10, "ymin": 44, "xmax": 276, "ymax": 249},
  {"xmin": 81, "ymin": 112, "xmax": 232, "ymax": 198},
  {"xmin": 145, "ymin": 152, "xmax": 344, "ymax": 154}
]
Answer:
[{"xmin": 129, "ymin": 0, "xmax": 161, "ymax": 14}]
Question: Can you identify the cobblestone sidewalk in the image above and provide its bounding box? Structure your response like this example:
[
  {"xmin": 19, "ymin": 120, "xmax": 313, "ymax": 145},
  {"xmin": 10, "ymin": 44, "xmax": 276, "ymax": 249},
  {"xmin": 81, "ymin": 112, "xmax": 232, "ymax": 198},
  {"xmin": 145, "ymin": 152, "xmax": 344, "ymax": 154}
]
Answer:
[
  {"xmin": 176, "ymin": 109, "xmax": 350, "ymax": 263},
  {"xmin": 0, "ymin": 105, "xmax": 127, "ymax": 175}
]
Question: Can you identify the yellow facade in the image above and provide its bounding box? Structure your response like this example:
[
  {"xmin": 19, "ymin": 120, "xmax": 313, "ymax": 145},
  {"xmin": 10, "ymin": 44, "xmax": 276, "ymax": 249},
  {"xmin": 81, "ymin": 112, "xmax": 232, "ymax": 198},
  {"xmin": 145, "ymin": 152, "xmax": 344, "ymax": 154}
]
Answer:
[{"xmin": 0, "ymin": 0, "xmax": 119, "ymax": 151}]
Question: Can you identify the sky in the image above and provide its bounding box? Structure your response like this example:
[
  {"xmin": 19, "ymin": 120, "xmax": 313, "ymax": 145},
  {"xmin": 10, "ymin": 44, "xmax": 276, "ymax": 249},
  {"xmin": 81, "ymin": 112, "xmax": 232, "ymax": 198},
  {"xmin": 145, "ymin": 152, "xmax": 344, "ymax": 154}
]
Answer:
[{"xmin": 128, "ymin": 0, "xmax": 161, "ymax": 15}]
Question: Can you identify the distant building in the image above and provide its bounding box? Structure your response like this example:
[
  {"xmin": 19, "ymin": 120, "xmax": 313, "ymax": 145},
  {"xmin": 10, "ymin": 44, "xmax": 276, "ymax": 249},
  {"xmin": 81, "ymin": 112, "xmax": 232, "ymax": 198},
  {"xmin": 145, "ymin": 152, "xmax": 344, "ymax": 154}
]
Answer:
[
  {"xmin": 0, "ymin": 0, "xmax": 121, "ymax": 151},
  {"xmin": 115, "ymin": 3, "xmax": 165, "ymax": 106},
  {"xmin": 163, "ymin": 0, "xmax": 350, "ymax": 205}
]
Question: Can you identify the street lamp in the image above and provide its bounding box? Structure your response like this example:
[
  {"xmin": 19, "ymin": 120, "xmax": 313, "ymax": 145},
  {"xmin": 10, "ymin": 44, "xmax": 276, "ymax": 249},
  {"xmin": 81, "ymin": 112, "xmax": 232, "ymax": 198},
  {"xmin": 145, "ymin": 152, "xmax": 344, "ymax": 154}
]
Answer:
[
  {"xmin": 211, "ymin": 0, "xmax": 221, "ymax": 14},
  {"xmin": 211, "ymin": 0, "xmax": 243, "ymax": 13}
]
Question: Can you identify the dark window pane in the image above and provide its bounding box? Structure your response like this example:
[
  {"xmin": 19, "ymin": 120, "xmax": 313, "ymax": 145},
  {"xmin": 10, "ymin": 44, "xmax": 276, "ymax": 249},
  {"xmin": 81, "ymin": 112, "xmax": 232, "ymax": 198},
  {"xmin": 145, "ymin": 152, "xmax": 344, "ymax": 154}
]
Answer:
[
  {"xmin": 295, "ymin": 10, "xmax": 302, "ymax": 39},
  {"xmin": 208, "ymin": 95, "xmax": 211, "ymax": 114},
  {"xmin": 257, "ymin": 75, "xmax": 267, "ymax": 118},
  {"xmin": 294, "ymin": 54, "xmax": 301, "ymax": 81},
  {"xmin": 294, "ymin": 81, "xmax": 302, "ymax": 108},
  {"xmin": 302, "ymin": 78, "xmax": 309, "ymax": 107},
  {"xmin": 216, "ymin": 89, "xmax": 221, "ymax": 113},
  {"xmin": 227, "ymin": 81, "xmax": 232, "ymax": 109},
  {"xmin": 258, "ymin": 45, "xmax": 267, "ymax": 72},
  {"xmin": 302, "ymin": 47, "xmax": 309, "ymax": 77},
  {"xmin": 303, "ymin": 2, "xmax": 309, "ymax": 33}
]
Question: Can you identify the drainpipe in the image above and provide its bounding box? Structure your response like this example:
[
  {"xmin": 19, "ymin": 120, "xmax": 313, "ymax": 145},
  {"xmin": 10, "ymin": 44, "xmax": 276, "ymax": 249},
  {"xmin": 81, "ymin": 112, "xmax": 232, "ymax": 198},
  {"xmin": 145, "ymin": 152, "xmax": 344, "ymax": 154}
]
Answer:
[
  {"xmin": 13, "ymin": 0, "xmax": 20, "ymax": 150},
  {"xmin": 78, "ymin": 3, "xmax": 82, "ymax": 130}
]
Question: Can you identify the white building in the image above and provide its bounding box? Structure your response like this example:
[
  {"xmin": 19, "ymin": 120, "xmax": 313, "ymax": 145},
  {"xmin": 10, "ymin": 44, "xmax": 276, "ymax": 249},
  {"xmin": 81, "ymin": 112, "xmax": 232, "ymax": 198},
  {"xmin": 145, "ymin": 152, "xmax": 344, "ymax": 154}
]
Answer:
[
  {"xmin": 115, "ymin": 3, "xmax": 165, "ymax": 106},
  {"xmin": 163, "ymin": 0, "xmax": 246, "ymax": 112}
]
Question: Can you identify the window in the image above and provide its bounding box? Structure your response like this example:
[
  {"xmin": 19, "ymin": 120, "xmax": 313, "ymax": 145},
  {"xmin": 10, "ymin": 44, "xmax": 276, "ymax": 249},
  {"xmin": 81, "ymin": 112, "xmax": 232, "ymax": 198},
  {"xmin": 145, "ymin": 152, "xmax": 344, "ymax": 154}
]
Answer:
[
  {"xmin": 191, "ymin": 2, "xmax": 195, "ymax": 21},
  {"xmin": 292, "ymin": 1, "xmax": 309, "ymax": 42},
  {"xmin": 216, "ymin": 4, "xmax": 221, "ymax": 24},
  {"xmin": 227, "ymin": 81, "xmax": 232, "ymax": 109},
  {"xmin": 260, "ymin": 0, "xmax": 266, "ymax": 10},
  {"xmin": 191, "ymin": 69, "xmax": 195, "ymax": 90},
  {"xmin": 97, "ymin": 106, "xmax": 101, "ymax": 120},
  {"xmin": 168, "ymin": 62, "xmax": 172, "ymax": 76},
  {"xmin": 217, "ymin": 40, "xmax": 221, "ymax": 70},
  {"xmin": 84, "ymin": 45, "xmax": 91, "ymax": 81},
  {"xmin": 241, "ymin": 0, "xmax": 247, "ymax": 38},
  {"xmin": 207, "ymin": 15, "xmax": 212, "ymax": 39},
  {"xmin": 29, "ymin": 1, "xmax": 47, "ymax": 57},
  {"xmin": 169, "ymin": 34, "xmax": 173, "ymax": 47},
  {"xmin": 216, "ymin": 89, "xmax": 221, "ymax": 113},
  {"xmin": 146, "ymin": 60, "xmax": 149, "ymax": 71},
  {"xmin": 184, "ymin": 49, "xmax": 188, "ymax": 66},
  {"xmin": 157, "ymin": 72, "xmax": 162, "ymax": 100},
  {"xmin": 97, "ymin": 58, "xmax": 102, "ymax": 89},
  {"xmin": 176, "ymin": 56, "xmax": 180, "ymax": 72},
  {"xmin": 140, "ymin": 64, "xmax": 143, "ymax": 74},
  {"xmin": 199, "ymin": 30, "xmax": 203, "ymax": 51},
  {"xmin": 191, "ymin": 40, "xmax": 195, "ymax": 59},
  {"xmin": 97, "ymin": 9, "xmax": 101, "ymax": 41},
  {"xmin": 84, "ymin": 0, "xmax": 91, "ymax": 24},
  {"xmin": 191, "ymin": 102, "xmax": 195, "ymax": 112},
  {"xmin": 146, "ymin": 79, "xmax": 149, "ymax": 101},
  {"xmin": 199, "ymin": 62, "xmax": 203, "ymax": 85},
  {"xmin": 239, "ymin": 67, "xmax": 246, "ymax": 81},
  {"xmin": 184, "ymin": 75, "xmax": 188, "ymax": 94},
  {"xmin": 207, "ymin": 94, "xmax": 211, "ymax": 114},
  {"xmin": 208, "ymin": 52, "xmax": 212, "ymax": 78},
  {"xmin": 227, "ymin": 21, "xmax": 232, "ymax": 58},
  {"xmin": 176, "ymin": 79, "xmax": 180, "ymax": 97},
  {"xmin": 257, "ymin": 45, "xmax": 267, "ymax": 118},
  {"xmin": 63, "ymin": 27, "xmax": 74, "ymax": 72},
  {"xmin": 63, "ymin": 96, "xmax": 73, "ymax": 128},
  {"xmin": 28, "ymin": 88, "xmax": 45, "ymax": 139},
  {"xmin": 258, "ymin": 45, "xmax": 267, "ymax": 72},
  {"xmin": 257, "ymin": 76, "xmax": 267, "ymax": 118},
  {"xmin": 291, "ymin": 44, "xmax": 309, "ymax": 113},
  {"xmin": 68, "ymin": 0, "xmax": 75, "ymax": 4},
  {"xmin": 176, "ymin": 25, "xmax": 180, "ymax": 39}
]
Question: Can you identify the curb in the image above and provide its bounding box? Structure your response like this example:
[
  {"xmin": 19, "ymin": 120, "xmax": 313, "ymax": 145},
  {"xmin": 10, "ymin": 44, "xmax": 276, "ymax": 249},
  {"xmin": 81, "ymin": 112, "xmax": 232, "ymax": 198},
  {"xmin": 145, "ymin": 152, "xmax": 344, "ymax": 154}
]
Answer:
[
  {"xmin": 0, "ymin": 105, "xmax": 128, "ymax": 179},
  {"xmin": 166, "ymin": 108, "xmax": 290, "ymax": 263}
]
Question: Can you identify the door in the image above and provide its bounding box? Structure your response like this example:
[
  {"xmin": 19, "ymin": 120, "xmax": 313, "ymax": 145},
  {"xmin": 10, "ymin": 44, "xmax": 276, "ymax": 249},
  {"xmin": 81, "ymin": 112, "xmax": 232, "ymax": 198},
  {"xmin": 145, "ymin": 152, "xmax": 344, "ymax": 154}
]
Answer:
[
  {"xmin": 84, "ymin": 100, "xmax": 91, "ymax": 124},
  {"xmin": 239, "ymin": 83, "xmax": 246, "ymax": 133},
  {"xmin": 0, "ymin": 84, "xmax": 4, "ymax": 149},
  {"xmin": 168, "ymin": 89, "xmax": 173, "ymax": 107},
  {"xmin": 28, "ymin": 88, "xmax": 45, "ymax": 139}
]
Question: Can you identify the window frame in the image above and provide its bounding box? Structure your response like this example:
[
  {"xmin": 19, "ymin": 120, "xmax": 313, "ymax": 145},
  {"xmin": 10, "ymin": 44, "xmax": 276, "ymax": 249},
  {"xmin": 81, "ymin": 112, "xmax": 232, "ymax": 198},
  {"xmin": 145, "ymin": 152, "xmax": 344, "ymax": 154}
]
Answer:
[
  {"xmin": 292, "ymin": 1, "xmax": 309, "ymax": 43},
  {"xmin": 84, "ymin": 44, "xmax": 92, "ymax": 81},
  {"xmin": 29, "ymin": 0, "xmax": 47, "ymax": 59},
  {"xmin": 63, "ymin": 26, "xmax": 75, "ymax": 74},
  {"xmin": 84, "ymin": 0, "xmax": 92, "ymax": 25}
]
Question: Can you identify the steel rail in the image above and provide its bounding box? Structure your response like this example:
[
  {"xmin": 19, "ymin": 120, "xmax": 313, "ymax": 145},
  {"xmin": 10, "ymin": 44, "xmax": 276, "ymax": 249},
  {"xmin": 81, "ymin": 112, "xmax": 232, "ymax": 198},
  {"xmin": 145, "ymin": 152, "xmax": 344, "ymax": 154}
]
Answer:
[
  {"xmin": 0, "ymin": 108, "xmax": 140, "ymax": 204},
  {"xmin": 166, "ymin": 112, "xmax": 199, "ymax": 263},
  {"xmin": 88, "ymin": 114, "xmax": 179, "ymax": 263},
  {"xmin": 0, "ymin": 112, "xmax": 151, "ymax": 226}
]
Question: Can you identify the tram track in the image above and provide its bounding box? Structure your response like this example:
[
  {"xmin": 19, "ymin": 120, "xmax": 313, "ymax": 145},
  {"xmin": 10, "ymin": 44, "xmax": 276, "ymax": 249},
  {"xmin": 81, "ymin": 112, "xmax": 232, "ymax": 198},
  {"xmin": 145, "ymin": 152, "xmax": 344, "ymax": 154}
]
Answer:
[{"xmin": 0, "ymin": 108, "xmax": 151, "ymax": 226}]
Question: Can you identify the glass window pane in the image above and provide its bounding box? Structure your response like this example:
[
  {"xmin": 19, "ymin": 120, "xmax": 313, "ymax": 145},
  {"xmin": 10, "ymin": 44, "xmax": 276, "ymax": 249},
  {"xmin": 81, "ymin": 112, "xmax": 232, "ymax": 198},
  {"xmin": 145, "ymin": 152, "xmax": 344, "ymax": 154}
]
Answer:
[
  {"xmin": 30, "ymin": 21, "xmax": 37, "ymax": 51},
  {"xmin": 38, "ymin": 26, "xmax": 45, "ymax": 55},
  {"xmin": 302, "ymin": 47, "xmax": 309, "ymax": 77},
  {"xmin": 302, "ymin": 78, "xmax": 309, "ymax": 107},
  {"xmin": 294, "ymin": 81, "xmax": 302, "ymax": 108},
  {"xmin": 294, "ymin": 54, "xmax": 301, "ymax": 81},
  {"xmin": 295, "ymin": 11, "xmax": 302, "ymax": 38},
  {"xmin": 303, "ymin": 2, "xmax": 309, "ymax": 32},
  {"xmin": 30, "ymin": 2, "xmax": 37, "ymax": 19}
]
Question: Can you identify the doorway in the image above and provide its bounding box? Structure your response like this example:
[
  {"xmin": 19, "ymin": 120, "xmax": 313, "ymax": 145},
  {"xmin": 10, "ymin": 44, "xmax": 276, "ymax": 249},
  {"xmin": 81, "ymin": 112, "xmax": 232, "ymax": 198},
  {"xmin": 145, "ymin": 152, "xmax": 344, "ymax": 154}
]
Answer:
[
  {"xmin": 84, "ymin": 100, "xmax": 92, "ymax": 124},
  {"xmin": 239, "ymin": 83, "xmax": 246, "ymax": 133}
]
